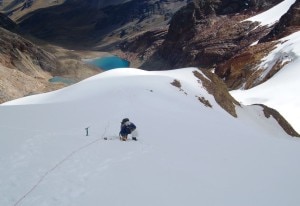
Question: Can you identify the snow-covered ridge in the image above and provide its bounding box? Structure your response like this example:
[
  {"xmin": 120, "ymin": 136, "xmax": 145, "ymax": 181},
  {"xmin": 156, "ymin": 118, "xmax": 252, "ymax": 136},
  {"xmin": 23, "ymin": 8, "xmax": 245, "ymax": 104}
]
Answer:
[
  {"xmin": 231, "ymin": 31, "xmax": 300, "ymax": 134},
  {"xmin": 3, "ymin": 68, "xmax": 210, "ymax": 105},
  {"xmin": 1, "ymin": 68, "xmax": 300, "ymax": 206},
  {"xmin": 1, "ymin": 0, "xmax": 300, "ymax": 204},
  {"xmin": 245, "ymin": 0, "xmax": 296, "ymax": 26}
]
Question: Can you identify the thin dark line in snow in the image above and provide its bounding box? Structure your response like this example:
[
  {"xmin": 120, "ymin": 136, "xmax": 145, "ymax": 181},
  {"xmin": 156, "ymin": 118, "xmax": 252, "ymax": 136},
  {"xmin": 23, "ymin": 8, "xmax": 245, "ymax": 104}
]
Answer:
[{"xmin": 13, "ymin": 125, "xmax": 109, "ymax": 206}]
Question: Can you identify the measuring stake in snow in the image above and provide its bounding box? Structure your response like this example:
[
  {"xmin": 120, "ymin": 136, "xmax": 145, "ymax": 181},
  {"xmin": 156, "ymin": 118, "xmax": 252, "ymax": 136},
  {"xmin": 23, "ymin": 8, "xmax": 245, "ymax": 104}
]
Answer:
[{"xmin": 85, "ymin": 127, "xmax": 89, "ymax": 136}]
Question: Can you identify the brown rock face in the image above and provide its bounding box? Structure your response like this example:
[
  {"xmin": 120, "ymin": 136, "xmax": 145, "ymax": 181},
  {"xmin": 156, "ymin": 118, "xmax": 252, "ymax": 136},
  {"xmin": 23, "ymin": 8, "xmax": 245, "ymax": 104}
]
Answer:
[
  {"xmin": 165, "ymin": 2, "xmax": 198, "ymax": 42},
  {"xmin": 125, "ymin": 0, "xmax": 283, "ymax": 70},
  {"xmin": 0, "ymin": 27, "xmax": 57, "ymax": 77},
  {"xmin": 258, "ymin": 104, "xmax": 300, "ymax": 137},
  {"xmin": 0, "ymin": 26, "xmax": 99, "ymax": 103},
  {"xmin": 120, "ymin": 29, "xmax": 167, "ymax": 58},
  {"xmin": 0, "ymin": 27, "xmax": 58, "ymax": 103},
  {"xmin": 157, "ymin": 14, "xmax": 270, "ymax": 69},
  {"xmin": 215, "ymin": 0, "xmax": 300, "ymax": 90},
  {"xmin": 193, "ymin": 69, "xmax": 240, "ymax": 117},
  {"xmin": 215, "ymin": 41, "xmax": 277, "ymax": 89}
]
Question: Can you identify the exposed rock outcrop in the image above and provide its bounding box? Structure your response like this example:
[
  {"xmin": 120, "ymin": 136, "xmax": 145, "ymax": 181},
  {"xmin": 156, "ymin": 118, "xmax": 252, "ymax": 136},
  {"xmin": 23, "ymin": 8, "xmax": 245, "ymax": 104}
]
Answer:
[
  {"xmin": 159, "ymin": 15, "xmax": 269, "ymax": 69},
  {"xmin": 118, "ymin": 29, "xmax": 168, "ymax": 67},
  {"xmin": 260, "ymin": 0, "xmax": 300, "ymax": 42},
  {"xmin": 218, "ymin": 0, "xmax": 284, "ymax": 14},
  {"xmin": 215, "ymin": 0, "xmax": 300, "ymax": 90},
  {"xmin": 119, "ymin": 0, "xmax": 283, "ymax": 70},
  {"xmin": 257, "ymin": 104, "xmax": 300, "ymax": 137},
  {"xmin": 215, "ymin": 41, "xmax": 277, "ymax": 89},
  {"xmin": 193, "ymin": 69, "xmax": 240, "ymax": 117}
]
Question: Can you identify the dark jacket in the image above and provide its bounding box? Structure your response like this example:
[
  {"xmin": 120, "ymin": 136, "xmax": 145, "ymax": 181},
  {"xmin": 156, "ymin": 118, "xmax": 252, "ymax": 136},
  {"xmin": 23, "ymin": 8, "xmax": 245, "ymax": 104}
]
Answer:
[{"xmin": 120, "ymin": 120, "xmax": 136, "ymax": 136}]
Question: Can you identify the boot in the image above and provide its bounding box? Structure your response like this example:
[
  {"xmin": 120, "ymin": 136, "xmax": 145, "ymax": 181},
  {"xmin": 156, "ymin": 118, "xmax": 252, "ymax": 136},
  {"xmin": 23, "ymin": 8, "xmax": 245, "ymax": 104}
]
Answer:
[
  {"xmin": 122, "ymin": 135, "xmax": 127, "ymax": 141},
  {"xmin": 132, "ymin": 137, "xmax": 137, "ymax": 141}
]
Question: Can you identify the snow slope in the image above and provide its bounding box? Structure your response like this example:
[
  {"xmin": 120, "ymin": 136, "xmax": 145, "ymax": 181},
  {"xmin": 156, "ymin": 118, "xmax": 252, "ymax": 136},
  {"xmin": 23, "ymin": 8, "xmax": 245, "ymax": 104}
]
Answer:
[
  {"xmin": 1, "ymin": 68, "xmax": 300, "ymax": 206},
  {"xmin": 232, "ymin": 0, "xmax": 300, "ymax": 133},
  {"xmin": 245, "ymin": 0, "xmax": 296, "ymax": 26},
  {"xmin": 231, "ymin": 31, "xmax": 300, "ymax": 133}
]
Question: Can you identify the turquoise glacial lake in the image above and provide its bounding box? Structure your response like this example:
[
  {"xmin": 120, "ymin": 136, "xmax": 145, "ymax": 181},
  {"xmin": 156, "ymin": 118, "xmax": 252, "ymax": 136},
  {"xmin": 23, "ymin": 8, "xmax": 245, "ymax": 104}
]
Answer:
[
  {"xmin": 49, "ymin": 56, "xmax": 130, "ymax": 84},
  {"xmin": 49, "ymin": 76, "xmax": 77, "ymax": 85},
  {"xmin": 86, "ymin": 56, "xmax": 130, "ymax": 70}
]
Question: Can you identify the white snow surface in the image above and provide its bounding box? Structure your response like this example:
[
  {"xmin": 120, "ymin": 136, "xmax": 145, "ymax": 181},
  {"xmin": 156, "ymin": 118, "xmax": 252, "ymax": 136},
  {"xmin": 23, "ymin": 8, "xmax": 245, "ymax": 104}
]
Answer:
[
  {"xmin": 245, "ymin": 0, "xmax": 296, "ymax": 26},
  {"xmin": 1, "ymin": 68, "xmax": 300, "ymax": 206},
  {"xmin": 231, "ymin": 31, "xmax": 300, "ymax": 133},
  {"xmin": 233, "ymin": 0, "xmax": 300, "ymax": 134}
]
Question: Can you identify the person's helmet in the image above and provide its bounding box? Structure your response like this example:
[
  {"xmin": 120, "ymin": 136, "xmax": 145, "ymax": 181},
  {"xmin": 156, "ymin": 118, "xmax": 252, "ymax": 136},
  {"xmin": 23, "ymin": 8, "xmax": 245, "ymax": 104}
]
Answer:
[{"xmin": 121, "ymin": 118, "xmax": 129, "ymax": 124}]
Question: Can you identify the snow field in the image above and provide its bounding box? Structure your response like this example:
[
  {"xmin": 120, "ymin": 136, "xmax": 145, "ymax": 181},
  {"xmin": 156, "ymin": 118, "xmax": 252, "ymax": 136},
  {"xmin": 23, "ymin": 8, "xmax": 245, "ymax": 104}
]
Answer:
[{"xmin": 1, "ymin": 68, "xmax": 300, "ymax": 206}]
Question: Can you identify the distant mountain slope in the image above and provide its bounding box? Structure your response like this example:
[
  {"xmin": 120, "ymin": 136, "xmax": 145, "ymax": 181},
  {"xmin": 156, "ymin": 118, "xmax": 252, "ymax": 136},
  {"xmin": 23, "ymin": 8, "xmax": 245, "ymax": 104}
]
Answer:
[
  {"xmin": 1, "ymin": 0, "xmax": 299, "ymax": 135},
  {"xmin": 16, "ymin": 0, "xmax": 186, "ymax": 48},
  {"xmin": 0, "ymin": 0, "xmax": 65, "ymax": 20},
  {"xmin": 0, "ymin": 13, "xmax": 100, "ymax": 103},
  {"xmin": 0, "ymin": 12, "xmax": 19, "ymax": 31},
  {"xmin": 1, "ymin": 68, "xmax": 299, "ymax": 206},
  {"xmin": 118, "ymin": 0, "xmax": 286, "ymax": 69},
  {"xmin": 0, "ymin": 26, "xmax": 61, "ymax": 102}
]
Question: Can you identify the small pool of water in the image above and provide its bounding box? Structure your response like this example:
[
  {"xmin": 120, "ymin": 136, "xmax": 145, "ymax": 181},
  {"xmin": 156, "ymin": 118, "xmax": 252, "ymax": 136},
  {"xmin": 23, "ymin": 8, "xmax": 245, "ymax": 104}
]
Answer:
[
  {"xmin": 85, "ymin": 56, "xmax": 130, "ymax": 70},
  {"xmin": 49, "ymin": 76, "xmax": 77, "ymax": 85}
]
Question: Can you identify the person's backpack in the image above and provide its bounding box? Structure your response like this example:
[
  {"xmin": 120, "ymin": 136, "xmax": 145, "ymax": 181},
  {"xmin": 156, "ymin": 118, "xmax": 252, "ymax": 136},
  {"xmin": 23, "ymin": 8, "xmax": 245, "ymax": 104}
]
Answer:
[{"xmin": 128, "ymin": 123, "xmax": 136, "ymax": 132}]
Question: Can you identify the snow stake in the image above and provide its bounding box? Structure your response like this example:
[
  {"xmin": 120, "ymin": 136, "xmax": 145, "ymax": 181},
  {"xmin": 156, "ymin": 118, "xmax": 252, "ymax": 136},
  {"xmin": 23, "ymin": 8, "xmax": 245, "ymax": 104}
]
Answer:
[{"xmin": 85, "ymin": 127, "xmax": 89, "ymax": 136}]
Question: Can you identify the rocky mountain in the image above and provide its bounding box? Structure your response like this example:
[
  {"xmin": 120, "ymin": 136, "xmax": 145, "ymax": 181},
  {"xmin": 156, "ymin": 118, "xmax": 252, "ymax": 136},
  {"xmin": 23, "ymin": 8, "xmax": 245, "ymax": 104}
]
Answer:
[
  {"xmin": 0, "ymin": 12, "xmax": 19, "ymax": 31},
  {"xmin": 0, "ymin": 0, "xmax": 65, "ymax": 20},
  {"xmin": 0, "ymin": 25, "xmax": 59, "ymax": 103},
  {"xmin": 115, "ymin": 0, "xmax": 299, "ymax": 95},
  {"xmin": 119, "ymin": 0, "xmax": 286, "ymax": 70},
  {"xmin": 0, "ymin": 12, "xmax": 100, "ymax": 103},
  {"xmin": 0, "ymin": 0, "xmax": 299, "ymax": 105},
  {"xmin": 14, "ymin": 0, "xmax": 186, "ymax": 48},
  {"xmin": 260, "ymin": 0, "xmax": 300, "ymax": 42},
  {"xmin": 215, "ymin": 0, "xmax": 300, "ymax": 89}
]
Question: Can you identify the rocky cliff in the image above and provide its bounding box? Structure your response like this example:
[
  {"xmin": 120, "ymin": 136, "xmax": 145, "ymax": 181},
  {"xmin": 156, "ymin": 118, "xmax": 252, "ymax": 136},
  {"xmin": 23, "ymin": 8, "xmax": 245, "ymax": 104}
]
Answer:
[
  {"xmin": 215, "ymin": 0, "xmax": 300, "ymax": 90},
  {"xmin": 120, "ymin": 0, "xmax": 283, "ymax": 70},
  {"xmin": 115, "ymin": 0, "xmax": 300, "ymax": 98},
  {"xmin": 260, "ymin": 0, "xmax": 300, "ymax": 42}
]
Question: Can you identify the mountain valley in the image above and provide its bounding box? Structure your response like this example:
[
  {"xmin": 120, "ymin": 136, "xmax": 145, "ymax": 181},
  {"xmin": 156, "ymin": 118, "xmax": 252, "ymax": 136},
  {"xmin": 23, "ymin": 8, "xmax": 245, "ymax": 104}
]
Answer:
[
  {"xmin": 1, "ymin": 0, "xmax": 299, "ymax": 129},
  {"xmin": 1, "ymin": 1, "xmax": 300, "ymax": 205}
]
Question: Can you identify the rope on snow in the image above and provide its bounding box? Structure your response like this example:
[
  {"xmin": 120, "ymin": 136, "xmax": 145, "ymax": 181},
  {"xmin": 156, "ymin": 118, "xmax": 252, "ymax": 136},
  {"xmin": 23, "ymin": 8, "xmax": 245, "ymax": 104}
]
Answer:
[{"xmin": 13, "ymin": 125, "xmax": 109, "ymax": 206}]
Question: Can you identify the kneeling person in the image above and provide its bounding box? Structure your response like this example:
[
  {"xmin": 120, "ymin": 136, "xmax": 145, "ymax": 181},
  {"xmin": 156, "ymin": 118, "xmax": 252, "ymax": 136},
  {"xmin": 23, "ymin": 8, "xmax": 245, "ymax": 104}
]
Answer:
[{"xmin": 120, "ymin": 118, "xmax": 138, "ymax": 141}]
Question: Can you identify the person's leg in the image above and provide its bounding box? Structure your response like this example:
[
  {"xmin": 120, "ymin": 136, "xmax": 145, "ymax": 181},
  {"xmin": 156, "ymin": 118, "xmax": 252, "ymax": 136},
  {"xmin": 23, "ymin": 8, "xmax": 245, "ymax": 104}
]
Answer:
[
  {"xmin": 120, "ymin": 131, "xmax": 127, "ymax": 141},
  {"xmin": 131, "ymin": 129, "xmax": 138, "ymax": 141},
  {"xmin": 122, "ymin": 135, "xmax": 127, "ymax": 141}
]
